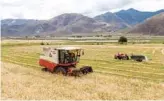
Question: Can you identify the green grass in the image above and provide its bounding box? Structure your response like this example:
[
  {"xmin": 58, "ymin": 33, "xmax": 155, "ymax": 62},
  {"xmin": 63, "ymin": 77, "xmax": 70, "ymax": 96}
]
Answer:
[{"xmin": 1, "ymin": 41, "xmax": 164, "ymax": 82}]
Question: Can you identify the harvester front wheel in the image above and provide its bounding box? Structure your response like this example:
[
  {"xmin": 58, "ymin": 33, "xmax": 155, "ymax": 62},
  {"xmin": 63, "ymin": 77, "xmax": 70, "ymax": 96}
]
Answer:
[{"xmin": 55, "ymin": 67, "xmax": 67, "ymax": 76}]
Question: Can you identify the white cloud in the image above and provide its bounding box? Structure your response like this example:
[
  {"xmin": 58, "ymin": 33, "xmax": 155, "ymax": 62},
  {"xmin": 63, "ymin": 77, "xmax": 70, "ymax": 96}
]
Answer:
[
  {"xmin": 118, "ymin": 0, "xmax": 164, "ymax": 12},
  {"xmin": 0, "ymin": 0, "xmax": 164, "ymax": 19}
]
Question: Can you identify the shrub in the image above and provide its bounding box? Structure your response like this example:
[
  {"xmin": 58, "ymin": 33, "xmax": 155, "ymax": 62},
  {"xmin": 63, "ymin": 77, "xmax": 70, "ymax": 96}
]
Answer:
[
  {"xmin": 97, "ymin": 43, "xmax": 101, "ymax": 45},
  {"xmin": 104, "ymin": 35, "xmax": 112, "ymax": 37},
  {"xmin": 76, "ymin": 35, "xmax": 82, "ymax": 38},
  {"xmin": 118, "ymin": 36, "xmax": 128, "ymax": 44},
  {"xmin": 132, "ymin": 42, "xmax": 135, "ymax": 44},
  {"xmin": 40, "ymin": 42, "xmax": 44, "ymax": 45},
  {"xmin": 35, "ymin": 35, "xmax": 40, "ymax": 38}
]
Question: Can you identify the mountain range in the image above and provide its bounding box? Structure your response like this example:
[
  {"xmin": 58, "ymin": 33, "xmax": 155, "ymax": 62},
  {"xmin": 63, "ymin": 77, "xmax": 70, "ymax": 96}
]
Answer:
[
  {"xmin": 2, "ymin": 14, "xmax": 112, "ymax": 36},
  {"xmin": 1, "ymin": 8, "xmax": 164, "ymax": 36}
]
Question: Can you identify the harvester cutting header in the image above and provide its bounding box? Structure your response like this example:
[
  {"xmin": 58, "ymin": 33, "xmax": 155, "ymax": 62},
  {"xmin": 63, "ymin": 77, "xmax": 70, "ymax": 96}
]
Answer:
[{"xmin": 39, "ymin": 47, "xmax": 93, "ymax": 76}]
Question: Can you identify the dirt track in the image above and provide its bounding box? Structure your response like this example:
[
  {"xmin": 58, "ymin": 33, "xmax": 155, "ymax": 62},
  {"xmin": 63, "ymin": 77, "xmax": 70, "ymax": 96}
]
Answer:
[{"xmin": 1, "ymin": 62, "xmax": 164, "ymax": 100}]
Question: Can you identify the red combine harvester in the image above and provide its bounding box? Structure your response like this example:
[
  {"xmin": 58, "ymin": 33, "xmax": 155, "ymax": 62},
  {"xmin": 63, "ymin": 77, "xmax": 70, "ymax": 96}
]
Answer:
[{"xmin": 39, "ymin": 47, "xmax": 93, "ymax": 76}]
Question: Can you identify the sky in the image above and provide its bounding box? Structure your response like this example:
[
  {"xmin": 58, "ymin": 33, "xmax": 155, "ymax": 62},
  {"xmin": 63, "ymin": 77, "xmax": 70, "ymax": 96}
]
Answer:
[{"xmin": 1, "ymin": 0, "xmax": 164, "ymax": 19}]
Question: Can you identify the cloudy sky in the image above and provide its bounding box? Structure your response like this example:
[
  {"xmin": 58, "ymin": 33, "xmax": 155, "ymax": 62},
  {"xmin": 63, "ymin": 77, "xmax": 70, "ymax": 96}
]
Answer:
[{"xmin": 1, "ymin": 0, "xmax": 164, "ymax": 19}]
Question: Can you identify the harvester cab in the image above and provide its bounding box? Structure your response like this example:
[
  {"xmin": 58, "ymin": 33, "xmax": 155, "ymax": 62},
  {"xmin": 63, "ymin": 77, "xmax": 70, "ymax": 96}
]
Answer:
[{"xmin": 39, "ymin": 47, "xmax": 92, "ymax": 76}]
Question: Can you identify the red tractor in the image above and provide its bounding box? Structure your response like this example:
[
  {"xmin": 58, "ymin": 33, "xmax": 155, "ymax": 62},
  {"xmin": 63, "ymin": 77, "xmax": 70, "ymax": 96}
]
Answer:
[
  {"xmin": 114, "ymin": 53, "xmax": 129, "ymax": 60},
  {"xmin": 39, "ymin": 47, "xmax": 93, "ymax": 76}
]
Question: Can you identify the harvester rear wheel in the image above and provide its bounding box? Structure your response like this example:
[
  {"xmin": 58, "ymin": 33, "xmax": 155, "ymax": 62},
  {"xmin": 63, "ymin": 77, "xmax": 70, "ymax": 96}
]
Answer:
[
  {"xmin": 55, "ymin": 67, "xmax": 67, "ymax": 76},
  {"xmin": 41, "ymin": 68, "xmax": 48, "ymax": 71}
]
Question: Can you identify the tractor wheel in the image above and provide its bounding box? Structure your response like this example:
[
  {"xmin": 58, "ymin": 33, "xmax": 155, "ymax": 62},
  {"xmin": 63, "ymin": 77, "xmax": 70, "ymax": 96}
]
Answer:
[
  {"xmin": 124, "ymin": 56, "xmax": 129, "ymax": 60},
  {"xmin": 55, "ymin": 67, "xmax": 67, "ymax": 76},
  {"xmin": 41, "ymin": 68, "xmax": 48, "ymax": 71},
  {"xmin": 114, "ymin": 55, "xmax": 117, "ymax": 59},
  {"xmin": 136, "ymin": 59, "xmax": 142, "ymax": 62}
]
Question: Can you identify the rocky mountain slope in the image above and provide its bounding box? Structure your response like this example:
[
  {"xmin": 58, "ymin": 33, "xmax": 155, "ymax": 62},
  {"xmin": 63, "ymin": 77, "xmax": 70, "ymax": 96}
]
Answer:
[
  {"xmin": 129, "ymin": 12, "xmax": 164, "ymax": 35},
  {"xmin": 94, "ymin": 12, "xmax": 130, "ymax": 29},
  {"xmin": 95, "ymin": 8, "xmax": 164, "ymax": 25},
  {"xmin": 1, "ymin": 13, "xmax": 112, "ymax": 36}
]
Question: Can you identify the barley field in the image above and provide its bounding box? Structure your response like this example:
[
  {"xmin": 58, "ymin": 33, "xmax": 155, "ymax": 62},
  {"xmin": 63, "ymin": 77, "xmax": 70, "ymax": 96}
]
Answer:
[{"xmin": 1, "ymin": 40, "xmax": 164, "ymax": 100}]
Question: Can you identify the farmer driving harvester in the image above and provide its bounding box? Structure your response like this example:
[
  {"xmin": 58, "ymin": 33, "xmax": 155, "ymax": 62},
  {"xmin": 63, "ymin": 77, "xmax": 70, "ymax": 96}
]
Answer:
[{"xmin": 64, "ymin": 50, "xmax": 76, "ymax": 63}]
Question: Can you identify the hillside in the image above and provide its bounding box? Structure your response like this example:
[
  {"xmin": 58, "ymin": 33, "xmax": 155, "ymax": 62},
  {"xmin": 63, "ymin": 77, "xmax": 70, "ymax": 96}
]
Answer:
[
  {"xmin": 94, "ymin": 12, "xmax": 130, "ymax": 29},
  {"xmin": 1, "ymin": 19, "xmax": 46, "ymax": 36},
  {"xmin": 47, "ymin": 13, "xmax": 112, "ymax": 34},
  {"xmin": 129, "ymin": 12, "xmax": 164, "ymax": 35},
  {"xmin": 115, "ymin": 8, "xmax": 164, "ymax": 25},
  {"xmin": 95, "ymin": 8, "xmax": 164, "ymax": 26}
]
